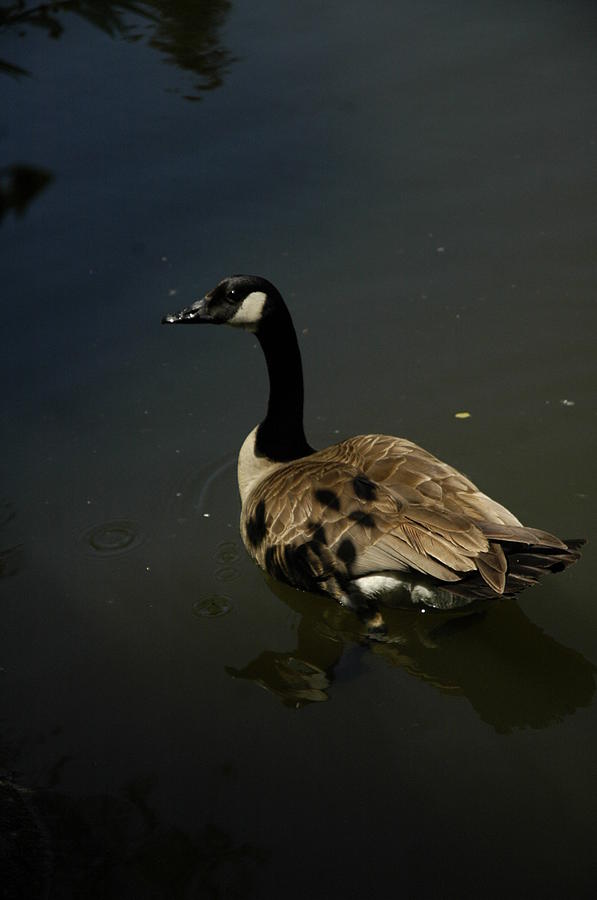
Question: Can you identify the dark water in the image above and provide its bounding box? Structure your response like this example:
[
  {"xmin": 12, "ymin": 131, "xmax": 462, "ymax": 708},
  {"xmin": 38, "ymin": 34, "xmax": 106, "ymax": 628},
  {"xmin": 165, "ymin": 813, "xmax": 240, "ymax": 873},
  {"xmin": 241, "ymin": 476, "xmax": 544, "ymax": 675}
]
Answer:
[{"xmin": 2, "ymin": 1, "xmax": 597, "ymax": 897}]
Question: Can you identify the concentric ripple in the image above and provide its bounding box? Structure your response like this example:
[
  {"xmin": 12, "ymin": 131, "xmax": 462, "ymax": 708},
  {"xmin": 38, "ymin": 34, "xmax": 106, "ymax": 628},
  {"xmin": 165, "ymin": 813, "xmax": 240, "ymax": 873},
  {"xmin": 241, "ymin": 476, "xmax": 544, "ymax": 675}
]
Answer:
[
  {"xmin": 192, "ymin": 595, "xmax": 232, "ymax": 618},
  {"xmin": 83, "ymin": 519, "xmax": 143, "ymax": 557}
]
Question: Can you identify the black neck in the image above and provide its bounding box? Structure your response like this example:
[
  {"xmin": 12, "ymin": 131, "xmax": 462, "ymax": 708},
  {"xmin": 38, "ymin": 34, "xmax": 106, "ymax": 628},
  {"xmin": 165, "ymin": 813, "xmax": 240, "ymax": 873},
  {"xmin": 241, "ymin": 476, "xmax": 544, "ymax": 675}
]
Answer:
[{"xmin": 255, "ymin": 303, "xmax": 314, "ymax": 462}]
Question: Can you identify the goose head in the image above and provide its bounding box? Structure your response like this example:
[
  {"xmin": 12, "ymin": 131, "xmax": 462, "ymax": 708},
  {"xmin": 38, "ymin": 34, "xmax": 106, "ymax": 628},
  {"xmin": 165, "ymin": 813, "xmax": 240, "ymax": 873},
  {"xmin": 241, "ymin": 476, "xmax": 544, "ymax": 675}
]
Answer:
[{"xmin": 161, "ymin": 274, "xmax": 282, "ymax": 334}]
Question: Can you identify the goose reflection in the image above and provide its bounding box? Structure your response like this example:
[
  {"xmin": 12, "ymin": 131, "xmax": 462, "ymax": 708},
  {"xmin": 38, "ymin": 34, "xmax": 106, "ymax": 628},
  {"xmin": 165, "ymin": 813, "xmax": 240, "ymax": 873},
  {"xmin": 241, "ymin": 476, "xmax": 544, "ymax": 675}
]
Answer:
[{"xmin": 227, "ymin": 577, "xmax": 595, "ymax": 733}]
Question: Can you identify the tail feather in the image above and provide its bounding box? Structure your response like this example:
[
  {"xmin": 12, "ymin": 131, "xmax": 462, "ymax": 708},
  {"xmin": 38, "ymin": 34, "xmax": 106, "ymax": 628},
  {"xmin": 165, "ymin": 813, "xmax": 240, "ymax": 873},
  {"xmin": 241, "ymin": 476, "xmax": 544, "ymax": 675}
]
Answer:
[
  {"xmin": 477, "ymin": 522, "xmax": 568, "ymax": 550},
  {"xmin": 457, "ymin": 535, "xmax": 585, "ymax": 602},
  {"xmin": 562, "ymin": 538, "xmax": 586, "ymax": 553}
]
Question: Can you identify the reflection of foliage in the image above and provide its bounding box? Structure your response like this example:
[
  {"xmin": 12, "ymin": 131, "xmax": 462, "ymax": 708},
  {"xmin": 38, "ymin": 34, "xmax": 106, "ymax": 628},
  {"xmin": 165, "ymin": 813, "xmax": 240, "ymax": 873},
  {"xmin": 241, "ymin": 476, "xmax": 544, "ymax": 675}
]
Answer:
[
  {"xmin": 0, "ymin": 163, "xmax": 52, "ymax": 221},
  {"xmin": 0, "ymin": 776, "xmax": 51, "ymax": 899},
  {"xmin": 1, "ymin": 770, "xmax": 267, "ymax": 899},
  {"xmin": 0, "ymin": 0, "xmax": 234, "ymax": 97},
  {"xmin": 0, "ymin": 1, "xmax": 149, "ymax": 41},
  {"xmin": 146, "ymin": 0, "xmax": 234, "ymax": 99},
  {"xmin": 0, "ymin": 56, "xmax": 28, "ymax": 76},
  {"xmin": 0, "ymin": 497, "xmax": 22, "ymax": 577}
]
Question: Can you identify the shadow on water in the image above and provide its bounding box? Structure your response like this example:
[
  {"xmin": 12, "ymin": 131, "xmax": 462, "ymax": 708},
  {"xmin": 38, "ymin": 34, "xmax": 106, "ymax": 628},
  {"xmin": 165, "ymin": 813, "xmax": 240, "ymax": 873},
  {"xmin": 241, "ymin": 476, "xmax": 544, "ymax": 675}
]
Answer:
[
  {"xmin": 228, "ymin": 576, "xmax": 596, "ymax": 734},
  {"xmin": 0, "ymin": 769, "xmax": 267, "ymax": 899},
  {"xmin": 0, "ymin": 0, "xmax": 235, "ymax": 97}
]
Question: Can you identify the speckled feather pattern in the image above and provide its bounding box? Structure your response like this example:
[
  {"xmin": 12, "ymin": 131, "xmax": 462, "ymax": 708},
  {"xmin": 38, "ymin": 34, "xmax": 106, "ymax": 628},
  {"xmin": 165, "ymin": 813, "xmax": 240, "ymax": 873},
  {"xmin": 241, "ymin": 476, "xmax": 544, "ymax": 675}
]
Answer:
[{"xmin": 240, "ymin": 434, "xmax": 577, "ymax": 603}]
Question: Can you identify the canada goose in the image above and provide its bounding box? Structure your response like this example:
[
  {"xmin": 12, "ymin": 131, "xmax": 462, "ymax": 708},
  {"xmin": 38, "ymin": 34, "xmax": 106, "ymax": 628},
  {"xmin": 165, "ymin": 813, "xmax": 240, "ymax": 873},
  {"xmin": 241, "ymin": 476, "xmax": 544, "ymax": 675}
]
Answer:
[{"xmin": 162, "ymin": 275, "xmax": 583, "ymax": 631}]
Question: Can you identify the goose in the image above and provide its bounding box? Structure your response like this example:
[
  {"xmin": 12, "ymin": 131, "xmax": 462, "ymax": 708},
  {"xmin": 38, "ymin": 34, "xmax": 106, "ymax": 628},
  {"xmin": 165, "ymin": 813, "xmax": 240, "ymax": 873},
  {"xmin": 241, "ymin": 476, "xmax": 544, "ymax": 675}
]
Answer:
[{"xmin": 162, "ymin": 275, "xmax": 584, "ymax": 632}]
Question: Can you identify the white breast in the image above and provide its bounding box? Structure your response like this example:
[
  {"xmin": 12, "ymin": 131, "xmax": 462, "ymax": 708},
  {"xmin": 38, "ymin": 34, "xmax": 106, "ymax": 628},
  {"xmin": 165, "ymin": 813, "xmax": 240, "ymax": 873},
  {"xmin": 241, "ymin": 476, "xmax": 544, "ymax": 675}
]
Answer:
[{"xmin": 237, "ymin": 425, "xmax": 282, "ymax": 505}]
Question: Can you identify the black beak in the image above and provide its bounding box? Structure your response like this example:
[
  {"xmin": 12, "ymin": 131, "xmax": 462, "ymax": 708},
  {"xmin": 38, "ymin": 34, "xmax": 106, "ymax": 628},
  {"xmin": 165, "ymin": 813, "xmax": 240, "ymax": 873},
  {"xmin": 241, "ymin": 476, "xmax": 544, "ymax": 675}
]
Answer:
[{"xmin": 161, "ymin": 296, "xmax": 212, "ymax": 324}]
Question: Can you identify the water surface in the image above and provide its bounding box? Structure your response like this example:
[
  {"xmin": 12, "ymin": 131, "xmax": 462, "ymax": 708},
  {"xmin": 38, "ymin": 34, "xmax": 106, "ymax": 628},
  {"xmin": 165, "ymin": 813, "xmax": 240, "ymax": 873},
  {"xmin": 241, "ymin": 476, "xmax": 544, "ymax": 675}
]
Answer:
[{"xmin": 1, "ymin": 1, "xmax": 596, "ymax": 897}]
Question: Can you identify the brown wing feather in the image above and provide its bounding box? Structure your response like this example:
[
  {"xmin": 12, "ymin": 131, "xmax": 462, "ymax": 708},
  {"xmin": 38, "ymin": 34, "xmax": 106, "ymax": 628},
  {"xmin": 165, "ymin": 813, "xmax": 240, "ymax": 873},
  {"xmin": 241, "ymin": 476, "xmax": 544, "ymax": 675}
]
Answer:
[
  {"xmin": 241, "ymin": 435, "xmax": 580, "ymax": 601},
  {"xmin": 334, "ymin": 435, "xmax": 524, "ymax": 527}
]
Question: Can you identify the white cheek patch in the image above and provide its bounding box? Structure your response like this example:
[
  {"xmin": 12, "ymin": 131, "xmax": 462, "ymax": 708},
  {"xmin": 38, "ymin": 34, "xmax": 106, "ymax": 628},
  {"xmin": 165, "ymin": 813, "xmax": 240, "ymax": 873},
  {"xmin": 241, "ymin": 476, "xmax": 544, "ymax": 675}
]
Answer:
[{"xmin": 228, "ymin": 291, "xmax": 267, "ymax": 331}]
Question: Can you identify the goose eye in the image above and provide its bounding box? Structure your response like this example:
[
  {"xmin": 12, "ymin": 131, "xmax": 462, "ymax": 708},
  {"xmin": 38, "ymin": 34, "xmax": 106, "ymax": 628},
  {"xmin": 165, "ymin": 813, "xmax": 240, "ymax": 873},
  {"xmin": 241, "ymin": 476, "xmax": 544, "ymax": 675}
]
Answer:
[{"xmin": 225, "ymin": 288, "xmax": 237, "ymax": 303}]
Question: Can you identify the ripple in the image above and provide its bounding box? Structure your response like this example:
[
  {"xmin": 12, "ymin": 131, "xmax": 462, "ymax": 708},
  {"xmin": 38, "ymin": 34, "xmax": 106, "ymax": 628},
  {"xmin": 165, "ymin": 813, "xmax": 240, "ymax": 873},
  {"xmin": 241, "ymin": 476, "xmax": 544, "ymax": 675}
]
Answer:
[
  {"xmin": 168, "ymin": 456, "xmax": 236, "ymax": 520},
  {"xmin": 215, "ymin": 566, "xmax": 240, "ymax": 583},
  {"xmin": 192, "ymin": 595, "xmax": 232, "ymax": 618},
  {"xmin": 83, "ymin": 520, "xmax": 143, "ymax": 557},
  {"xmin": 216, "ymin": 541, "xmax": 240, "ymax": 564}
]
